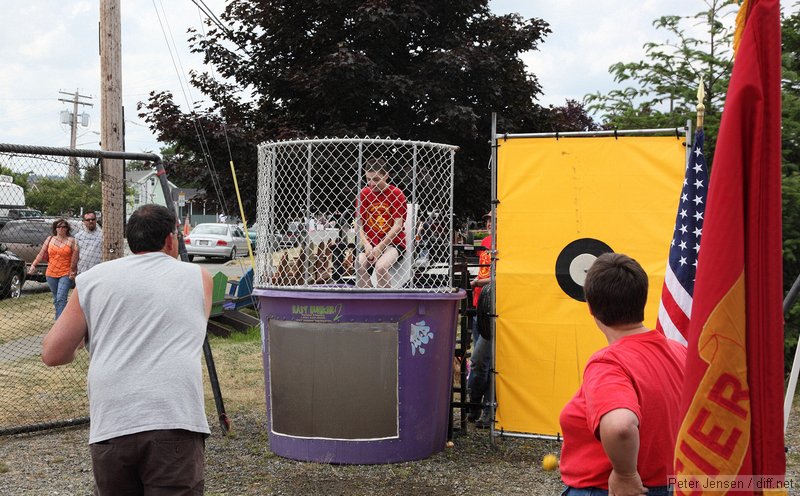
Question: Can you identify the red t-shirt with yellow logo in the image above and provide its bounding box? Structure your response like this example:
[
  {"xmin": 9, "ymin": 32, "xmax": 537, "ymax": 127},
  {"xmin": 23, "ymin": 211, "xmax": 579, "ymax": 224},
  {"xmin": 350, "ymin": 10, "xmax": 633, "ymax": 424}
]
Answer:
[
  {"xmin": 358, "ymin": 185, "xmax": 406, "ymax": 250},
  {"xmin": 473, "ymin": 235, "xmax": 492, "ymax": 307}
]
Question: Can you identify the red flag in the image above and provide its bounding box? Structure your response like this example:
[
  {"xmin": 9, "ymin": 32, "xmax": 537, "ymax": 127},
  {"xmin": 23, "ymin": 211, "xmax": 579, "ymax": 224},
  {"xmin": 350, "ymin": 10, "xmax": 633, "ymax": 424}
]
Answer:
[{"xmin": 673, "ymin": 0, "xmax": 784, "ymax": 493}]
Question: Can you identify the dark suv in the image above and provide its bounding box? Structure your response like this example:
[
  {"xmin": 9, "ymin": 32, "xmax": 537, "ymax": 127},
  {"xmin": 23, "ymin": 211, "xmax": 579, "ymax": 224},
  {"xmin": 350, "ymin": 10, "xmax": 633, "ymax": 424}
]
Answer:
[
  {"xmin": 0, "ymin": 218, "xmax": 82, "ymax": 282},
  {"xmin": 0, "ymin": 243, "xmax": 25, "ymax": 298}
]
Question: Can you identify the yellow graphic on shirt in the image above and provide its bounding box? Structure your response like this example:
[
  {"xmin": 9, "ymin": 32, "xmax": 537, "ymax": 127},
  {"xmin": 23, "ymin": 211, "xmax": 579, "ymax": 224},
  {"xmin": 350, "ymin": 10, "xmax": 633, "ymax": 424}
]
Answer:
[
  {"xmin": 365, "ymin": 202, "xmax": 392, "ymax": 237},
  {"xmin": 477, "ymin": 249, "xmax": 491, "ymax": 279}
]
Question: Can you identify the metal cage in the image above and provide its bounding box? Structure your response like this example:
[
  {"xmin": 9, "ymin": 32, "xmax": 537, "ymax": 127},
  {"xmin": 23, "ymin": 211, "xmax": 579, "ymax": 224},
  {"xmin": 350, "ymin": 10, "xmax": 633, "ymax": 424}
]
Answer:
[{"xmin": 255, "ymin": 137, "xmax": 458, "ymax": 292}]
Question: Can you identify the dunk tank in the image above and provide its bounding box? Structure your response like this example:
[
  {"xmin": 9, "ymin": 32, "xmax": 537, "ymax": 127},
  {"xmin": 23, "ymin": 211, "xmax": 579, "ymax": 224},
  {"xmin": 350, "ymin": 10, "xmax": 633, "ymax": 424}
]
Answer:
[{"xmin": 253, "ymin": 138, "xmax": 465, "ymax": 464}]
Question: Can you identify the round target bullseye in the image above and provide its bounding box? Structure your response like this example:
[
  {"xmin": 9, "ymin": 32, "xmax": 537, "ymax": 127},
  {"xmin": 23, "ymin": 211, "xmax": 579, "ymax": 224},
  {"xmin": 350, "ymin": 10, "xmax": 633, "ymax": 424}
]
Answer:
[{"xmin": 555, "ymin": 238, "xmax": 614, "ymax": 301}]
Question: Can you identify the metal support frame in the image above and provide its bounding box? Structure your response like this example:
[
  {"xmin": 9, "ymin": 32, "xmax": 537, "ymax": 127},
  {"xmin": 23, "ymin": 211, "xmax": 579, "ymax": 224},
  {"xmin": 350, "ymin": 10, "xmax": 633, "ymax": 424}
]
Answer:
[{"xmin": 783, "ymin": 271, "xmax": 800, "ymax": 432}]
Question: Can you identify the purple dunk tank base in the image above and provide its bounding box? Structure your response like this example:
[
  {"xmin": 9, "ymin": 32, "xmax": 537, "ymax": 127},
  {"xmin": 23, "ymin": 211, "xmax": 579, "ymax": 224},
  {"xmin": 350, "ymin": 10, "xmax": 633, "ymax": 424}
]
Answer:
[{"xmin": 255, "ymin": 288, "xmax": 465, "ymax": 464}]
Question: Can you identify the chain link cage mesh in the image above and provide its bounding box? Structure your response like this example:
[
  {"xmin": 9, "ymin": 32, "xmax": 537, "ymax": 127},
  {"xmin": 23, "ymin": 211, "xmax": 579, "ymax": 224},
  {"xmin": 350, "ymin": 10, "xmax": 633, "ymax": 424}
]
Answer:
[
  {"xmin": 0, "ymin": 146, "xmax": 129, "ymax": 434},
  {"xmin": 256, "ymin": 138, "xmax": 458, "ymax": 292}
]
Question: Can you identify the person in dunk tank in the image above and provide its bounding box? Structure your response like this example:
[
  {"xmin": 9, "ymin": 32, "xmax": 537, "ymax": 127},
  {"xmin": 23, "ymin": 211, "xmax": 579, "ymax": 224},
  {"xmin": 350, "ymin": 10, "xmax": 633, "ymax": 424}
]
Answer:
[{"xmin": 355, "ymin": 158, "xmax": 407, "ymax": 288}]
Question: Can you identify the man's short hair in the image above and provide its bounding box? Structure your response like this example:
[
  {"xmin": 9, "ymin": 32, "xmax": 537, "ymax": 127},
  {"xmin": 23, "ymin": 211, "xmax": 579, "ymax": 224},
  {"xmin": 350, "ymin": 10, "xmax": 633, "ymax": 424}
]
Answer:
[
  {"xmin": 364, "ymin": 157, "xmax": 388, "ymax": 175},
  {"xmin": 583, "ymin": 252, "xmax": 648, "ymax": 327},
  {"xmin": 82, "ymin": 211, "xmax": 96, "ymax": 220},
  {"xmin": 126, "ymin": 204, "xmax": 176, "ymax": 253}
]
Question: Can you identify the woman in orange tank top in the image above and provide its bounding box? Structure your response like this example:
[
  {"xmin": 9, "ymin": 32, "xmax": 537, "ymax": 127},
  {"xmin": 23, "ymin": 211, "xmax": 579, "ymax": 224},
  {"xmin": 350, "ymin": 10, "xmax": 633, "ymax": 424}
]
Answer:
[{"xmin": 29, "ymin": 219, "xmax": 79, "ymax": 319}]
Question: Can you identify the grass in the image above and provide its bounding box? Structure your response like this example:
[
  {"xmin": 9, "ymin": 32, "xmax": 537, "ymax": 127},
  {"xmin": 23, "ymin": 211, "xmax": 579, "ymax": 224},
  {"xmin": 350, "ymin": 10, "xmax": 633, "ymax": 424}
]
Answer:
[
  {"xmin": 0, "ymin": 351, "xmax": 89, "ymax": 427},
  {"xmin": 0, "ymin": 303, "xmax": 261, "ymax": 433},
  {"xmin": 203, "ymin": 324, "xmax": 267, "ymax": 416},
  {"xmin": 0, "ymin": 290, "xmax": 57, "ymax": 346}
]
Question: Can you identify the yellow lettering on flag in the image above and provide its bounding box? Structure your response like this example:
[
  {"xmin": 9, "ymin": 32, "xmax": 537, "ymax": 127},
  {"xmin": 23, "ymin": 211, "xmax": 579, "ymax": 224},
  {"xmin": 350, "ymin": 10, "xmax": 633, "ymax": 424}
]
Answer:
[{"xmin": 675, "ymin": 273, "xmax": 749, "ymax": 491}]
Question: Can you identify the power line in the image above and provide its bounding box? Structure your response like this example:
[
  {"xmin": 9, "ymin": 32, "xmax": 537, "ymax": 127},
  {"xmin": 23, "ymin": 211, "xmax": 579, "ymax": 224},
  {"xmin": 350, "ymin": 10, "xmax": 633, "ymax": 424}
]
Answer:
[
  {"xmin": 152, "ymin": 0, "xmax": 226, "ymax": 212},
  {"xmin": 0, "ymin": 97, "xmax": 59, "ymax": 101},
  {"xmin": 187, "ymin": 0, "xmax": 251, "ymax": 57}
]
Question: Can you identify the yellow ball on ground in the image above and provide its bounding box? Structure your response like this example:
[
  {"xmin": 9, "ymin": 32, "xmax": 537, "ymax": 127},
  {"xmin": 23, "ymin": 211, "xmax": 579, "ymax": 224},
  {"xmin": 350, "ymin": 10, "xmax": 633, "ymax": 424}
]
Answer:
[{"xmin": 542, "ymin": 453, "xmax": 559, "ymax": 471}]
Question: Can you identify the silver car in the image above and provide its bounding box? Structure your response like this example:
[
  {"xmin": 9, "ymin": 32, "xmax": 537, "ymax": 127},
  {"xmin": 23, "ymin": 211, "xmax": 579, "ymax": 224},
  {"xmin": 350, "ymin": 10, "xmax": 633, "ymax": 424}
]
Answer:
[{"xmin": 185, "ymin": 223, "xmax": 247, "ymax": 262}]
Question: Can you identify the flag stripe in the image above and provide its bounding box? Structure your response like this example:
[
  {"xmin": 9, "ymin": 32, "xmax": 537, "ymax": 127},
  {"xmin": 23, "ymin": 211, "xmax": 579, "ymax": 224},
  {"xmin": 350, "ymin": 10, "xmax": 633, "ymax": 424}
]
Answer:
[
  {"xmin": 656, "ymin": 301, "xmax": 685, "ymax": 345},
  {"xmin": 663, "ymin": 264, "xmax": 693, "ymax": 317},
  {"xmin": 657, "ymin": 287, "xmax": 689, "ymax": 345}
]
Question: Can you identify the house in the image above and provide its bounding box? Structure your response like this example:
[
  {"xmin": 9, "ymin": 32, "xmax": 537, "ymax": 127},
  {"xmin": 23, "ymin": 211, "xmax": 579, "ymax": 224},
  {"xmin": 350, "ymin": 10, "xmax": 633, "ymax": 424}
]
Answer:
[
  {"xmin": 126, "ymin": 170, "xmax": 176, "ymax": 217},
  {"xmin": 125, "ymin": 170, "xmax": 210, "ymax": 223}
]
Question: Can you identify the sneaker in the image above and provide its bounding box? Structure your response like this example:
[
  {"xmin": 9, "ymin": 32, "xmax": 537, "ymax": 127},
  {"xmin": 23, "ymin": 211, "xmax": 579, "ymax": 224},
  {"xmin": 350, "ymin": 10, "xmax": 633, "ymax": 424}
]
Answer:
[{"xmin": 475, "ymin": 411, "xmax": 492, "ymax": 429}]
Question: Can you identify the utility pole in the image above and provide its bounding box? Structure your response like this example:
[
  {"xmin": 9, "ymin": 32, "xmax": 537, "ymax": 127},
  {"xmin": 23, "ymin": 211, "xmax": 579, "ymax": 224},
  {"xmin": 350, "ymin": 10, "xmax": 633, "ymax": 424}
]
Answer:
[
  {"xmin": 57, "ymin": 90, "xmax": 93, "ymax": 179},
  {"xmin": 100, "ymin": 0, "xmax": 124, "ymax": 261}
]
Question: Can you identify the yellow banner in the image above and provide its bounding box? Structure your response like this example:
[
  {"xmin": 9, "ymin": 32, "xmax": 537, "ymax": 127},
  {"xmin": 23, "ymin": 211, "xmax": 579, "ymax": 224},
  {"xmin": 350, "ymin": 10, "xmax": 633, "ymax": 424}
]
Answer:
[{"xmin": 495, "ymin": 135, "xmax": 685, "ymax": 435}]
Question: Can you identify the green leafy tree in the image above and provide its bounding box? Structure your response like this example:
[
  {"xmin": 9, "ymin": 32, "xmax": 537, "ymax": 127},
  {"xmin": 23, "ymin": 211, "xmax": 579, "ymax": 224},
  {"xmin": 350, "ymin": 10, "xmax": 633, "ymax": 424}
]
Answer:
[
  {"xmin": 0, "ymin": 165, "xmax": 31, "ymax": 191},
  {"xmin": 26, "ymin": 178, "xmax": 102, "ymax": 217},
  {"xmin": 82, "ymin": 160, "xmax": 101, "ymax": 186},
  {"xmin": 139, "ymin": 1, "xmax": 599, "ymax": 221},
  {"xmin": 584, "ymin": 0, "xmax": 738, "ymax": 162},
  {"xmin": 588, "ymin": 3, "xmax": 800, "ymax": 374}
]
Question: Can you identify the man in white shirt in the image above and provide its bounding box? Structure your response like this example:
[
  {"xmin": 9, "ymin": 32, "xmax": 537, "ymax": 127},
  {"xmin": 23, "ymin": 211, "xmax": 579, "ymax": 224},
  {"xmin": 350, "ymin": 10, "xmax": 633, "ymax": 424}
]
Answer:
[{"xmin": 74, "ymin": 211, "xmax": 102, "ymax": 274}]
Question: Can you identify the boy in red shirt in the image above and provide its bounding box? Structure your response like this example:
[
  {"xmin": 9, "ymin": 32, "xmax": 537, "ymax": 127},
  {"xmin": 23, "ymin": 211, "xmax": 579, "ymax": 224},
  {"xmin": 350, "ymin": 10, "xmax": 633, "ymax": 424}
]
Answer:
[
  {"xmin": 559, "ymin": 253, "xmax": 686, "ymax": 496},
  {"xmin": 356, "ymin": 160, "xmax": 407, "ymax": 288},
  {"xmin": 468, "ymin": 212, "xmax": 493, "ymax": 427}
]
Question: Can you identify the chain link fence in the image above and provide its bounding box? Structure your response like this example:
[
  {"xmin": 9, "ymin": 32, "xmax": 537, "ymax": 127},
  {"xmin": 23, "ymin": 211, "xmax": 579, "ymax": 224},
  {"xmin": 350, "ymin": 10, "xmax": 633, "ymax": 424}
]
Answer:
[
  {"xmin": 256, "ymin": 138, "xmax": 458, "ymax": 292},
  {"xmin": 0, "ymin": 144, "xmax": 155, "ymax": 434}
]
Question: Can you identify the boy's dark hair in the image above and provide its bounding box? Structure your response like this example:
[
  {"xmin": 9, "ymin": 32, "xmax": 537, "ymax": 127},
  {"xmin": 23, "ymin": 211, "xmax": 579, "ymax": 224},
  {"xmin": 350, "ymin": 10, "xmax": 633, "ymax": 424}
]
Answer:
[
  {"xmin": 583, "ymin": 252, "xmax": 648, "ymax": 327},
  {"xmin": 364, "ymin": 157, "xmax": 388, "ymax": 175},
  {"xmin": 126, "ymin": 204, "xmax": 176, "ymax": 253},
  {"xmin": 50, "ymin": 218, "xmax": 71, "ymax": 236}
]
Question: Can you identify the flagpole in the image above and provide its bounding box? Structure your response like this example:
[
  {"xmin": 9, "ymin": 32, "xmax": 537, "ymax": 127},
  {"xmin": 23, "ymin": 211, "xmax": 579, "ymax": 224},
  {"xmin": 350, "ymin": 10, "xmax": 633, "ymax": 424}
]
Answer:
[{"xmin": 783, "ymin": 272, "xmax": 800, "ymax": 432}]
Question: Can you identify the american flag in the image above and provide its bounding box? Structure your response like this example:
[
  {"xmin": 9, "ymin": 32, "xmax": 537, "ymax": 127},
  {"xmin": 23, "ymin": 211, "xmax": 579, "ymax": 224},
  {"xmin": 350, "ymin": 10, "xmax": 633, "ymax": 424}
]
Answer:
[{"xmin": 655, "ymin": 129, "xmax": 708, "ymax": 344}]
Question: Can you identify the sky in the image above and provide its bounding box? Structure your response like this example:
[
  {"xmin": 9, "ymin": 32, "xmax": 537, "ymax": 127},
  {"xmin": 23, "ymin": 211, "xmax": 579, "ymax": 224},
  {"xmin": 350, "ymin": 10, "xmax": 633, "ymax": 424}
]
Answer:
[{"xmin": 0, "ymin": 1, "xmax": 757, "ymax": 155}]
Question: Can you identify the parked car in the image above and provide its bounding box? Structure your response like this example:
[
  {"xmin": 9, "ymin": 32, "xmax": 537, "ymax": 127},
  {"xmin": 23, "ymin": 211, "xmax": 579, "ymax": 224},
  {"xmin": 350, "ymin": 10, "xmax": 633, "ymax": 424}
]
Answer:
[
  {"xmin": 244, "ymin": 222, "xmax": 285, "ymax": 252},
  {"xmin": 244, "ymin": 222, "xmax": 258, "ymax": 251},
  {"xmin": 0, "ymin": 218, "xmax": 82, "ymax": 282},
  {"xmin": 184, "ymin": 223, "xmax": 248, "ymax": 262},
  {"xmin": 0, "ymin": 243, "xmax": 25, "ymax": 298},
  {"xmin": 7, "ymin": 208, "xmax": 43, "ymax": 219}
]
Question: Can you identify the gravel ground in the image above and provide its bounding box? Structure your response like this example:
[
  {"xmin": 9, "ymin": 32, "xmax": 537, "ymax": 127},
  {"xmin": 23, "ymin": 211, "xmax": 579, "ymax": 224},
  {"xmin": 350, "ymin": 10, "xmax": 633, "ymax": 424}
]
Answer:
[
  {"xmin": 0, "ymin": 411, "xmax": 565, "ymax": 495},
  {"xmin": 3, "ymin": 328, "xmax": 799, "ymax": 496},
  {"xmin": 3, "ymin": 403, "xmax": 800, "ymax": 495}
]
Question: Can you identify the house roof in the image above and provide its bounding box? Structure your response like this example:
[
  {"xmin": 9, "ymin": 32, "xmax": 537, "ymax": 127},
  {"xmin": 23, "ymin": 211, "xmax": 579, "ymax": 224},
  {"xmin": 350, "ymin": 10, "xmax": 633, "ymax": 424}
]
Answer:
[
  {"xmin": 171, "ymin": 188, "xmax": 205, "ymax": 202},
  {"xmin": 126, "ymin": 169, "xmax": 176, "ymax": 188},
  {"xmin": 126, "ymin": 170, "xmax": 152, "ymax": 183}
]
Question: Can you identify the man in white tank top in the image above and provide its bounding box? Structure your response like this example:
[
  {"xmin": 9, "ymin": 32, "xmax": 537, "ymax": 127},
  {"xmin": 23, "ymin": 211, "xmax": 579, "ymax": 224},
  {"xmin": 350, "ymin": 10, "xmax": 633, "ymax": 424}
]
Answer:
[{"xmin": 42, "ymin": 204, "xmax": 213, "ymax": 495}]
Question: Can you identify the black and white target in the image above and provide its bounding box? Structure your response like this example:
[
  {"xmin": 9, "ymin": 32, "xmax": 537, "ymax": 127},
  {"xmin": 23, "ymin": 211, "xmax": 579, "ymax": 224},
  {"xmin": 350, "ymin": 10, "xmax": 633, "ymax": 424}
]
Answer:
[{"xmin": 554, "ymin": 238, "xmax": 614, "ymax": 301}]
